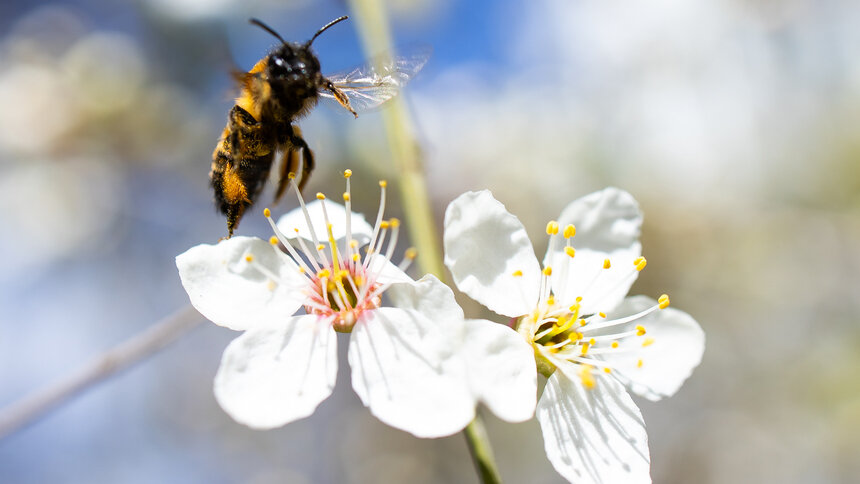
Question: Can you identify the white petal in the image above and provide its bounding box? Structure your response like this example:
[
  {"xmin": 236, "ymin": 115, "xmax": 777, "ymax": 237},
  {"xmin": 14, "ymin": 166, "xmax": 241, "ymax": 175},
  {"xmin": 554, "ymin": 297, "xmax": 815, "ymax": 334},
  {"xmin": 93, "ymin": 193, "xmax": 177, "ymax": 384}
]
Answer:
[
  {"xmin": 551, "ymin": 187, "xmax": 643, "ymax": 255},
  {"xmin": 213, "ymin": 314, "xmax": 338, "ymax": 429},
  {"xmin": 443, "ymin": 190, "xmax": 541, "ymax": 317},
  {"xmin": 348, "ymin": 307, "xmax": 474, "ymax": 438},
  {"xmin": 176, "ymin": 237, "xmax": 307, "ymax": 331},
  {"xmin": 384, "ymin": 274, "xmax": 464, "ymax": 332},
  {"xmin": 366, "ymin": 253, "xmax": 413, "ymax": 286},
  {"xmin": 601, "ymin": 296, "xmax": 705, "ymax": 401},
  {"xmin": 548, "ymin": 247, "xmax": 641, "ymax": 314},
  {"xmin": 461, "ymin": 319, "xmax": 537, "ymax": 422},
  {"xmin": 537, "ymin": 371, "xmax": 651, "ymax": 484},
  {"xmin": 275, "ymin": 199, "xmax": 374, "ymax": 247},
  {"xmin": 546, "ymin": 188, "xmax": 642, "ymax": 312}
]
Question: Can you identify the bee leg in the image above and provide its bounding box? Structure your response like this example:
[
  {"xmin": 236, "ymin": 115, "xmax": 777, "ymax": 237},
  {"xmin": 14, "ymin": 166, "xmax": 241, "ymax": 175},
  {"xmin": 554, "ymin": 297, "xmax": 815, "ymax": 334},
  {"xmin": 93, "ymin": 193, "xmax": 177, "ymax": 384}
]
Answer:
[
  {"xmin": 273, "ymin": 148, "xmax": 300, "ymax": 203},
  {"xmin": 323, "ymin": 79, "xmax": 358, "ymax": 118},
  {"xmin": 227, "ymin": 105, "xmax": 260, "ymax": 153},
  {"xmin": 289, "ymin": 127, "xmax": 315, "ymax": 192}
]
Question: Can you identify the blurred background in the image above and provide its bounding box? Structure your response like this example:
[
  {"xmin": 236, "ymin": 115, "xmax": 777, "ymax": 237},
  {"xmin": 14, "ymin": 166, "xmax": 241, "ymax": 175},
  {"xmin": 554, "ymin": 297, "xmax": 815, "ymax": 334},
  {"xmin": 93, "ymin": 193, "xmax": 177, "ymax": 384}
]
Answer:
[{"xmin": 1, "ymin": 0, "xmax": 858, "ymax": 482}]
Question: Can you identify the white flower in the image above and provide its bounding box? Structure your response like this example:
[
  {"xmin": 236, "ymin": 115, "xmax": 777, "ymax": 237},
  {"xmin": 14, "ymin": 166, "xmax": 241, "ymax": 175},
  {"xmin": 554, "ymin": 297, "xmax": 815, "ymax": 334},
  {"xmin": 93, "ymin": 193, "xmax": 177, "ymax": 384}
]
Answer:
[
  {"xmin": 176, "ymin": 172, "xmax": 535, "ymax": 437},
  {"xmin": 443, "ymin": 188, "xmax": 705, "ymax": 483}
]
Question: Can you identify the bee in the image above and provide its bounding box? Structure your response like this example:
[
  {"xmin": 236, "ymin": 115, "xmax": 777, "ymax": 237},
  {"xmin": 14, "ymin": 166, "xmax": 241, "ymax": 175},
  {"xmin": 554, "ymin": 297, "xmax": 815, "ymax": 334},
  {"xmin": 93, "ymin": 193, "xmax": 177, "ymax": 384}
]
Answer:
[{"xmin": 211, "ymin": 15, "xmax": 429, "ymax": 237}]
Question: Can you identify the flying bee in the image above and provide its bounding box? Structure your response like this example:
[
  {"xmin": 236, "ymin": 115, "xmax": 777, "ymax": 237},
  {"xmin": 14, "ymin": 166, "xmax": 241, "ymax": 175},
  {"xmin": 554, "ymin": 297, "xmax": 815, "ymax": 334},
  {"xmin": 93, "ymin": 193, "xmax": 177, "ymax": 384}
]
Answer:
[{"xmin": 211, "ymin": 15, "xmax": 429, "ymax": 237}]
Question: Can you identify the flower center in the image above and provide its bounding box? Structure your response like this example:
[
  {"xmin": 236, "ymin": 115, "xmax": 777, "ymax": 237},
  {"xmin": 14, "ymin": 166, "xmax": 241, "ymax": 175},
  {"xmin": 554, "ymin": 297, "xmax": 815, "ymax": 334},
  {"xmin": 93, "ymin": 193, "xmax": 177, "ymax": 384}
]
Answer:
[
  {"xmin": 514, "ymin": 219, "xmax": 670, "ymax": 386},
  {"xmin": 258, "ymin": 170, "xmax": 416, "ymax": 333}
]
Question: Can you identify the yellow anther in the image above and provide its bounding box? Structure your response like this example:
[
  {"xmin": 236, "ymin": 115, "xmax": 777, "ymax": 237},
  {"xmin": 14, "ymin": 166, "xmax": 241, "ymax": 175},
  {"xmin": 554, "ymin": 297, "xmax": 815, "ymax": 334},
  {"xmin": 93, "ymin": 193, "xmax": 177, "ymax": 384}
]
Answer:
[
  {"xmin": 563, "ymin": 224, "xmax": 576, "ymax": 239},
  {"xmin": 405, "ymin": 248, "xmax": 418, "ymax": 260},
  {"xmin": 576, "ymin": 296, "xmax": 583, "ymax": 302},
  {"xmin": 603, "ymin": 259, "xmax": 611, "ymax": 269},
  {"xmin": 580, "ymin": 342, "xmax": 590, "ymax": 355},
  {"xmin": 343, "ymin": 169, "xmax": 352, "ymax": 178},
  {"xmin": 637, "ymin": 359, "xmax": 644, "ymax": 368},
  {"xmin": 635, "ymin": 257, "xmax": 647, "ymax": 271},
  {"xmin": 642, "ymin": 337, "xmax": 655, "ymax": 347},
  {"xmin": 512, "ymin": 270, "xmax": 523, "ymax": 277},
  {"xmin": 269, "ymin": 236, "xmax": 279, "ymax": 245},
  {"xmin": 569, "ymin": 303, "xmax": 580, "ymax": 313},
  {"xmin": 288, "ymin": 172, "xmax": 296, "ymax": 180},
  {"xmin": 568, "ymin": 332, "xmax": 582, "ymax": 341},
  {"xmin": 547, "ymin": 295, "xmax": 555, "ymax": 306},
  {"xmin": 603, "ymin": 367, "xmax": 612, "ymax": 374},
  {"xmin": 379, "ymin": 180, "xmax": 387, "ymax": 188},
  {"xmin": 579, "ymin": 319, "xmax": 587, "ymax": 326},
  {"xmin": 543, "ymin": 266, "xmax": 553, "ymax": 276},
  {"xmin": 263, "ymin": 208, "xmax": 271, "ymax": 218},
  {"xmin": 244, "ymin": 254, "xmax": 254, "ymax": 262},
  {"xmin": 267, "ymin": 280, "xmax": 276, "ymax": 291},
  {"xmin": 390, "ymin": 218, "xmax": 401, "ymax": 228},
  {"xmin": 380, "ymin": 221, "xmax": 390, "ymax": 229},
  {"xmin": 317, "ymin": 268, "xmax": 331, "ymax": 279},
  {"xmin": 316, "ymin": 192, "xmax": 325, "ymax": 200},
  {"xmin": 352, "ymin": 254, "xmax": 360, "ymax": 262},
  {"xmin": 565, "ymin": 246, "xmax": 576, "ymax": 258},
  {"xmin": 589, "ymin": 338, "xmax": 596, "ymax": 346},
  {"xmin": 546, "ymin": 220, "xmax": 559, "ymax": 235},
  {"xmin": 294, "ymin": 228, "xmax": 300, "ymax": 233},
  {"xmin": 658, "ymin": 294, "xmax": 670, "ymax": 309},
  {"xmin": 636, "ymin": 325, "xmax": 646, "ymax": 336},
  {"xmin": 579, "ymin": 366, "xmax": 596, "ymax": 389},
  {"xmin": 343, "ymin": 192, "xmax": 350, "ymax": 202},
  {"xmin": 598, "ymin": 312, "xmax": 606, "ymax": 318},
  {"xmin": 298, "ymin": 267, "xmax": 306, "ymax": 274},
  {"xmin": 349, "ymin": 239, "xmax": 358, "ymax": 248},
  {"xmin": 611, "ymin": 341, "xmax": 619, "ymax": 348}
]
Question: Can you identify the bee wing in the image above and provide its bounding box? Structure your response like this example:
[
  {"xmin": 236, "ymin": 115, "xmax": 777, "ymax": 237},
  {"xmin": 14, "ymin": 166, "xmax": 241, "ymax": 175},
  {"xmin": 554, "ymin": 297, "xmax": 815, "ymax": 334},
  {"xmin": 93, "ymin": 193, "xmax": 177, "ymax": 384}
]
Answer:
[{"xmin": 319, "ymin": 47, "xmax": 430, "ymax": 113}]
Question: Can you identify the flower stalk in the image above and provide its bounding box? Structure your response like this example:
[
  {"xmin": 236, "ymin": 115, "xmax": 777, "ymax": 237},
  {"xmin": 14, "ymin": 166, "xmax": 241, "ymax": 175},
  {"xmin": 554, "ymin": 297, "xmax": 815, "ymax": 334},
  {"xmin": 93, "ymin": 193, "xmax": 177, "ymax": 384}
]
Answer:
[{"xmin": 347, "ymin": 1, "xmax": 502, "ymax": 482}]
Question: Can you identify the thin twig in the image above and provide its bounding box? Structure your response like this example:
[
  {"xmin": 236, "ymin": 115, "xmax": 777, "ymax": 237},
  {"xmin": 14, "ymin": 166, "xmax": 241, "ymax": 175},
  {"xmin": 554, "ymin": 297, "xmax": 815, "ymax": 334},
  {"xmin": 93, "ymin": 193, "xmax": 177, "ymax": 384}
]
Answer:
[{"xmin": 0, "ymin": 305, "xmax": 202, "ymax": 439}]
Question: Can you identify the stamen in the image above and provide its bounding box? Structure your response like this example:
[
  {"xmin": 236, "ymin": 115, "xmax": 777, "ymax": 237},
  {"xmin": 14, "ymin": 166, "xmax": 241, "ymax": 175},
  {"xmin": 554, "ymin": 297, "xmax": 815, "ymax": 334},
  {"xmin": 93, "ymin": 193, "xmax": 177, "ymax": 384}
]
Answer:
[
  {"xmin": 263, "ymin": 208, "xmax": 317, "ymax": 276},
  {"xmin": 579, "ymin": 302, "xmax": 662, "ymax": 333},
  {"xmin": 565, "ymin": 246, "xmax": 576, "ymax": 257},
  {"xmin": 546, "ymin": 220, "xmax": 559, "ymax": 235},
  {"xmin": 563, "ymin": 224, "xmax": 576, "ymax": 239},
  {"xmin": 364, "ymin": 180, "xmax": 388, "ymax": 267},
  {"xmin": 634, "ymin": 256, "xmax": 647, "ymax": 271},
  {"xmin": 658, "ymin": 294, "xmax": 670, "ymax": 309},
  {"xmin": 579, "ymin": 365, "xmax": 596, "ymax": 389},
  {"xmin": 398, "ymin": 247, "xmax": 417, "ymax": 271},
  {"xmin": 642, "ymin": 337, "xmax": 655, "ymax": 347},
  {"xmin": 512, "ymin": 270, "xmax": 523, "ymax": 277},
  {"xmin": 603, "ymin": 258, "xmax": 611, "ymax": 269}
]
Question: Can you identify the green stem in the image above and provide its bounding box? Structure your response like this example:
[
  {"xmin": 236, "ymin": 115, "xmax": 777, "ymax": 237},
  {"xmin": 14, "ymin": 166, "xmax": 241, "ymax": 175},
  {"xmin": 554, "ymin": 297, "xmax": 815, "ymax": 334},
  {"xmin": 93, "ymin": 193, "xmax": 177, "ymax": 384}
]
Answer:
[{"xmin": 346, "ymin": 1, "xmax": 502, "ymax": 482}]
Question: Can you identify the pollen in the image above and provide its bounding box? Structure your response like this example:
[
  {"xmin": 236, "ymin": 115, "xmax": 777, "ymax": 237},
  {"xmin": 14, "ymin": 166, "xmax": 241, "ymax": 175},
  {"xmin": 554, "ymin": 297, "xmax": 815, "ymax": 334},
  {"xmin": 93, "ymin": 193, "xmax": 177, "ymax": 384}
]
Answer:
[
  {"xmin": 598, "ymin": 312, "xmax": 606, "ymax": 318},
  {"xmin": 343, "ymin": 169, "xmax": 352, "ymax": 178},
  {"xmin": 316, "ymin": 192, "xmax": 325, "ymax": 200},
  {"xmin": 565, "ymin": 246, "xmax": 576, "ymax": 258},
  {"xmin": 263, "ymin": 208, "xmax": 271, "ymax": 218},
  {"xmin": 563, "ymin": 224, "xmax": 576, "ymax": 239},
  {"xmin": 611, "ymin": 341, "xmax": 619, "ymax": 348},
  {"xmin": 245, "ymin": 254, "xmax": 254, "ymax": 262},
  {"xmin": 658, "ymin": 294, "xmax": 670, "ymax": 309},
  {"xmin": 543, "ymin": 266, "xmax": 553, "ymax": 276},
  {"xmin": 642, "ymin": 337, "xmax": 655, "ymax": 347},
  {"xmin": 579, "ymin": 366, "xmax": 596, "ymax": 389},
  {"xmin": 636, "ymin": 325, "xmax": 646, "ymax": 336},
  {"xmin": 634, "ymin": 257, "xmax": 647, "ymax": 271},
  {"xmin": 546, "ymin": 220, "xmax": 559, "ymax": 235},
  {"xmin": 603, "ymin": 367, "xmax": 612, "ymax": 374},
  {"xmin": 580, "ymin": 342, "xmax": 590, "ymax": 355},
  {"xmin": 637, "ymin": 359, "xmax": 644, "ymax": 368},
  {"xmin": 603, "ymin": 258, "xmax": 611, "ymax": 269},
  {"xmin": 579, "ymin": 319, "xmax": 586, "ymax": 326},
  {"xmin": 589, "ymin": 338, "xmax": 596, "ymax": 346},
  {"xmin": 512, "ymin": 270, "xmax": 523, "ymax": 277}
]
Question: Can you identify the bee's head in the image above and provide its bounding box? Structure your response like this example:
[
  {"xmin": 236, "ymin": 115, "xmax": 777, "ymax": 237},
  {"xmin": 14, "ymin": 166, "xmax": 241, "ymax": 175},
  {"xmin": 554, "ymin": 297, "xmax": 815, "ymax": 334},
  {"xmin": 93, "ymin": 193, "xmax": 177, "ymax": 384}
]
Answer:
[
  {"xmin": 250, "ymin": 17, "xmax": 348, "ymax": 101},
  {"xmin": 266, "ymin": 43, "xmax": 321, "ymax": 99}
]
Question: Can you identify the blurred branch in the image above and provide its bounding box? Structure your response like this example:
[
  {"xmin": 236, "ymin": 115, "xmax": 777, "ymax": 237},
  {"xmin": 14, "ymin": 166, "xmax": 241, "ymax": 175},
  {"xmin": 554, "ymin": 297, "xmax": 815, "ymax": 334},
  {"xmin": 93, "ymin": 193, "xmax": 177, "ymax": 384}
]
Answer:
[
  {"xmin": 346, "ymin": 2, "xmax": 501, "ymax": 482},
  {"xmin": 0, "ymin": 305, "xmax": 202, "ymax": 439}
]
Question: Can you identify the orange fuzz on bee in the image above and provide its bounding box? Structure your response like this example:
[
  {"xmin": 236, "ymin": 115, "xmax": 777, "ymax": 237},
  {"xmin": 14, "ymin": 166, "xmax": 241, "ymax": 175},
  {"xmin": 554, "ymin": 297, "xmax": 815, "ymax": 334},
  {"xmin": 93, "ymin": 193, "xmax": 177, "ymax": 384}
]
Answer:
[{"xmin": 211, "ymin": 16, "xmax": 429, "ymax": 237}]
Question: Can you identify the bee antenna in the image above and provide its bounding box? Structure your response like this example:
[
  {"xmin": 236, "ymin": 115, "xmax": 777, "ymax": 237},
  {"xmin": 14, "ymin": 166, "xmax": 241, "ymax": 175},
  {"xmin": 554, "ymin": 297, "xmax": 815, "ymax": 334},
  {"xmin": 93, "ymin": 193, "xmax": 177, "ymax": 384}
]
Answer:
[
  {"xmin": 306, "ymin": 15, "xmax": 348, "ymax": 47},
  {"xmin": 249, "ymin": 18, "xmax": 288, "ymax": 45}
]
